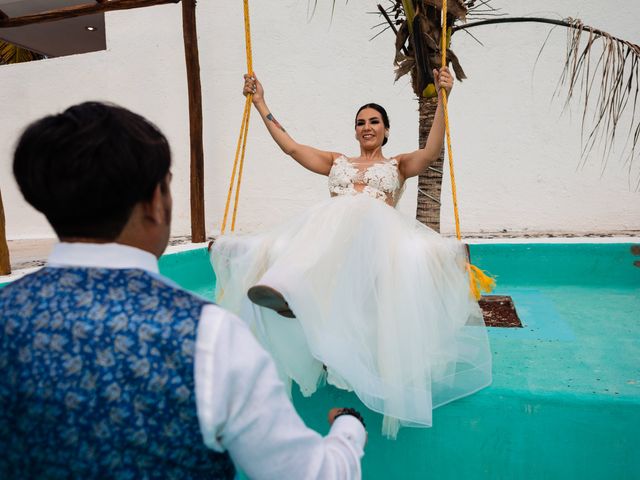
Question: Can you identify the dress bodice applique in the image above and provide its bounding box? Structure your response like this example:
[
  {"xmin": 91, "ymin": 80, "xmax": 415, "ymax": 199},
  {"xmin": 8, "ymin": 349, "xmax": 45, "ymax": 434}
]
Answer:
[{"xmin": 328, "ymin": 156, "xmax": 404, "ymax": 205}]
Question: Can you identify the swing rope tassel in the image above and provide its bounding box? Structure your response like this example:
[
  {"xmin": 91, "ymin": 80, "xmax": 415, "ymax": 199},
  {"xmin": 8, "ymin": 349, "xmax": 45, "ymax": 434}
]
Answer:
[
  {"xmin": 440, "ymin": 0, "xmax": 495, "ymax": 300},
  {"xmin": 221, "ymin": 0, "xmax": 253, "ymax": 235},
  {"xmin": 468, "ymin": 264, "xmax": 496, "ymax": 301}
]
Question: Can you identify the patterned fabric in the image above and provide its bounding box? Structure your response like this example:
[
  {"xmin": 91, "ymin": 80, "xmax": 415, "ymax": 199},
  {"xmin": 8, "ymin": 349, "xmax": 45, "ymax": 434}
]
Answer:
[
  {"xmin": 328, "ymin": 155, "xmax": 403, "ymax": 205},
  {"xmin": 0, "ymin": 267, "xmax": 235, "ymax": 479}
]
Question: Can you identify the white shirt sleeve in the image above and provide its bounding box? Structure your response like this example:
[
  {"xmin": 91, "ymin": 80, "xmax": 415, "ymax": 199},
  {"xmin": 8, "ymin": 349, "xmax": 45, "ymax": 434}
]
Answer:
[{"xmin": 194, "ymin": 304, "xmax": 366, "ymax": 480}]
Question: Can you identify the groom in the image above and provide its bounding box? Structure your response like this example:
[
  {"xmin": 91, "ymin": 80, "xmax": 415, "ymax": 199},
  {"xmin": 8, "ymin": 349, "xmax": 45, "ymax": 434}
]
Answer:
[{"xmin": 0, "ymin": 102, "xmax": 366, "ymax": 479}]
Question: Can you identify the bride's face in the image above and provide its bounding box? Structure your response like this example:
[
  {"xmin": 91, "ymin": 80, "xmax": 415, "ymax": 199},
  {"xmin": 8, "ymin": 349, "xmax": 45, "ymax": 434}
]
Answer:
[{"xmin": 355, "ymin": 108, "xmax": 387, "ymax": 149}]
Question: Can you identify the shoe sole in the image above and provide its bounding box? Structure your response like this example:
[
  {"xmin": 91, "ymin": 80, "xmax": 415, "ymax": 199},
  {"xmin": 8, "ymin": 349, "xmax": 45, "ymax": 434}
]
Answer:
[{"xmin": 247, "ymin": 285, "xmax": 296, "ymax": 318}]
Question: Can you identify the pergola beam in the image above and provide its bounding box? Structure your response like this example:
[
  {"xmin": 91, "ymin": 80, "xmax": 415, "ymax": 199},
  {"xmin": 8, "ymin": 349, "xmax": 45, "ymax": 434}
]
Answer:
[{"xmin": 0, "ymin": 0, "xmax": 180, "ymax": 28}]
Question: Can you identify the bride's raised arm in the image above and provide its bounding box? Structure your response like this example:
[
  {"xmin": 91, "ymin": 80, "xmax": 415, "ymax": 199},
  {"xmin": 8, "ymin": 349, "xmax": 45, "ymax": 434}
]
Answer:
[
  {"xmin": 395, "ymin": 67, "xmax": 454, "ymax": 179},
  {"xmin": 245, "ymin": 74, "xmax": 340, "ymax": 176}
]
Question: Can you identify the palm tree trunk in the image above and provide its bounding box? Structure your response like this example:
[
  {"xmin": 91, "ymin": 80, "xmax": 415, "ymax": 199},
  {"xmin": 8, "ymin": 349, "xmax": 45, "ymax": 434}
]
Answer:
[
  {"xmin": 0, "ymin": 189, "xmax": 10, "ymax": 275},
  {"xmin": 415, "ymin": 95, "xmax": 444, "ymax": 232}
]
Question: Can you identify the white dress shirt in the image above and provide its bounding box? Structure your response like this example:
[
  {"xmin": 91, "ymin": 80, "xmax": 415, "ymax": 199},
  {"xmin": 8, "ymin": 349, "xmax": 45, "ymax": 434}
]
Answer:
[{"xmin": 47, "ymin": 242, "xmax": 366, "ymax": 479}]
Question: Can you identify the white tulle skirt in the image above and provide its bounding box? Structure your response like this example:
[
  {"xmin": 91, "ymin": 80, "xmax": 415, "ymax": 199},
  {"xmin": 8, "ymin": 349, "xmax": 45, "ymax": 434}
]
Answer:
[{"xmin": 210, "ymin": 195, "xmax": 492, "ymax": 437}]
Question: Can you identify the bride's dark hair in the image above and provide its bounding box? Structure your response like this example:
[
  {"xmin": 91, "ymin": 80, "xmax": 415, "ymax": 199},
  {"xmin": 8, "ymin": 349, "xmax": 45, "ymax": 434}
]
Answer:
[{"xmin": 355, "ymin": 103, "xmax": 390, "ymax": 146}]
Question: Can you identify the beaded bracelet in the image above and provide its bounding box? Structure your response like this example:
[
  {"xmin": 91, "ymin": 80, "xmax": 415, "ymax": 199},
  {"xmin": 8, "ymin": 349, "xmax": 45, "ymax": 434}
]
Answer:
[{"xmin": 333, "ymin": 408, "xmax": 366, "ymax": 429}]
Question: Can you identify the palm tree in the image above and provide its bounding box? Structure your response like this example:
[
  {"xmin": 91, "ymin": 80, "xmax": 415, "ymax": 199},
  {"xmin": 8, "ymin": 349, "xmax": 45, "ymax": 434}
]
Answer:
[
  {"xmin": 0, "ymin": 40, "xmax": 45, "ymax": 65},
  {"xmin": 376, "ymin": 0, "xmax": 469, "ymax": 231},
  {"xmin": 355, "ymin": 1, "xmax": 640, "ymax": 231}
]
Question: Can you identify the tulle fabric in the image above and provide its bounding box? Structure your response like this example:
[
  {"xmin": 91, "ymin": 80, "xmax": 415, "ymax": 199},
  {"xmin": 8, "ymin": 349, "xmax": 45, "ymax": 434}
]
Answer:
[{"xmin": 211, "ymin": 195, "xmax": 492, "ymax": 437}]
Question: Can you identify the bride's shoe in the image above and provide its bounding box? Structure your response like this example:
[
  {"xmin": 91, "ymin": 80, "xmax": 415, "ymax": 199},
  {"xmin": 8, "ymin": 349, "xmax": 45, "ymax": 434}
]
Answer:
[{"xmin": 247, "ymin": 285, "xmax": 296, "ymax": 318}]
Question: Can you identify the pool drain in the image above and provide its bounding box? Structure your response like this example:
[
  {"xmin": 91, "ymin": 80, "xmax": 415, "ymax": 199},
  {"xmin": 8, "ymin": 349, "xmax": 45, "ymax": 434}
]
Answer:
[{"xmin": 479, "ymin": 295, "xmax": 522, "ymax": 328}]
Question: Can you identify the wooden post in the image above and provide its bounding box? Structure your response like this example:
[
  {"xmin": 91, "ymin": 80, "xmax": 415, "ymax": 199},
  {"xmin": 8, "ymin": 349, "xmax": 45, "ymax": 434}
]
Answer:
[
  {"xmin": 0, "ymin": 189, "xmax": 11, "ymax": 275},
  {"xmin": 181, "ymin": 0, "xmax": 206, "ymax": 243}
]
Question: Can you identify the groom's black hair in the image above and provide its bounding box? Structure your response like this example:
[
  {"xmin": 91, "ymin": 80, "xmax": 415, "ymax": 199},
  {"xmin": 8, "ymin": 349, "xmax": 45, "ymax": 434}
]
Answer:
[{"xmin": 13, "ymin": 101, "xmax": 171, "ymax": 240}]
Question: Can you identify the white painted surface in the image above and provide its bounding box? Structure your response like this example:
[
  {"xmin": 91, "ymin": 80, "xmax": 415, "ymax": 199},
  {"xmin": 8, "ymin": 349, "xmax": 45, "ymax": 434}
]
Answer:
[{"xmin": 1, "ymin": 0, "xmax": 638, "ymax": 240}]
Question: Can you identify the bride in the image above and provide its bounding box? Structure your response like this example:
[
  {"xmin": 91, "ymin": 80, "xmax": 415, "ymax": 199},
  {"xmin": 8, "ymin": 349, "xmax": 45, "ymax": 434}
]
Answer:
[{"xmin": 210, "ymin": 67, "xmax": 492, "ymax": 438}]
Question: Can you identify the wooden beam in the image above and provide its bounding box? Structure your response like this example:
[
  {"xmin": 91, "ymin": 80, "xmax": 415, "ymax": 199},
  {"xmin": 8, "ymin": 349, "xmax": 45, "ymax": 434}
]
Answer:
[
  {"xmin": 0, "ymin": 189, "xmax": 11, "ymax": 276},
  {"xmin": 0, "ymin": 0, "xmax": 180, "ymax": 28},
  {"xmin": 181, "ymin": 0, "xmax": 205, "ymax": 243}
]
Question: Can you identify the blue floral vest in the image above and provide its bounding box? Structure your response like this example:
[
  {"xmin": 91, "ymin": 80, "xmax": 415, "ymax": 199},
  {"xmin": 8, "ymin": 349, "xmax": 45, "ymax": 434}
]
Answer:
[{"xmin": 0, "ymin": 267, "xmax": 235, "ymax": 479}]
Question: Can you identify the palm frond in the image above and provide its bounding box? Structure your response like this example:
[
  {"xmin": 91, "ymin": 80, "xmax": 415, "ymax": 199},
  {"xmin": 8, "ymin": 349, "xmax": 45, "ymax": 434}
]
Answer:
[
  {"xmin": 0, "ymin": 40, "xmax": 45, "ymax": 65},
  {"xmin": 463, "ymin": 0, "xmax": 505, "ymax": 20},
  {"xmin": 453, "ymin": 17, "xmax": 640, "ymax": 183},
  {"xmin": 544, "ymin": 18, "xmax": 640, "ymax": 187},
  {"xmin": 310, "ymin": 0, "xmax": 347, "ymax": 21},
  {"xmin": 375, "ymin": 6, "xmax": 640, "ymax": 186},
  {"xmin": 376, "ymin": 1, "xmax": 469, "ymax": 97}
]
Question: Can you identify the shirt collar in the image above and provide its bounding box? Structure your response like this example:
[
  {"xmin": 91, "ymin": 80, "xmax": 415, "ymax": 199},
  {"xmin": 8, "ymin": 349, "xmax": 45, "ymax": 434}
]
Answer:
[{"xmin": 47, "ymin": 242, "xmax": 159, "ymax": 274}]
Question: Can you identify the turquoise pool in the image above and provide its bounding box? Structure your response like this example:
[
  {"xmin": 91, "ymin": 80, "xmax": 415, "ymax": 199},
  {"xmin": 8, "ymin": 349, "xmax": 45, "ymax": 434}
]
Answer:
[
  {"xmin": 2, "ymin": 243, "xmax": 639, "ymax": 478},
  {"xmin": 158, "ymin": 243, "xmax": 640, "ymax": 479}
]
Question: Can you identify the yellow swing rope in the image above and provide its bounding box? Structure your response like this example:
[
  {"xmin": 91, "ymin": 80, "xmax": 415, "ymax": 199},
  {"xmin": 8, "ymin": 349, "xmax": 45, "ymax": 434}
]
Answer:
[
  {"xmin": 220, "ymin": 0, "xmax": 253, "ymax": 235},
  {"xmin": 440, "ymin": 0, "xmax": 495, "ymax": 300}
]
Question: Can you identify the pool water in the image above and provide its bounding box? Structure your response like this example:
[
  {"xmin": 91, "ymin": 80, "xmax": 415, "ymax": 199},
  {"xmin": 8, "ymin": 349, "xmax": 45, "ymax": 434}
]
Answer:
[
  {"xmin": 2, "ymin": 243, "xmax": 638, "ymax": 478},
  {"xmin": 159, "ymin": 243, "xmax": 640, "ymax": 479}
]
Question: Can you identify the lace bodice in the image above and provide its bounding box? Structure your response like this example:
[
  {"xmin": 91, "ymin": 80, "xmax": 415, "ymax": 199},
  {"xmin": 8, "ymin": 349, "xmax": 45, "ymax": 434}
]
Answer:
[{"xmin": 328, "ymin": 155, "xmax": 404, "ymax": 206}]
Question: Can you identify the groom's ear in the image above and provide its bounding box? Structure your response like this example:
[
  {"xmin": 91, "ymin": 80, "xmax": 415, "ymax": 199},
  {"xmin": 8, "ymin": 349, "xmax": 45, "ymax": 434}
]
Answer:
[{"xmin": 142, "ymin": 183, "xmax": 165, "ymax": 226}]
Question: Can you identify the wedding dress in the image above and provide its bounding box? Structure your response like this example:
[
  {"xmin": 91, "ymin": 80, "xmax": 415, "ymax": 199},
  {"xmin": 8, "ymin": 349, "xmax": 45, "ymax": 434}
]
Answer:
[{"xmin": 210, "ymin": 155, "xmax": 492, "ymax": 438}]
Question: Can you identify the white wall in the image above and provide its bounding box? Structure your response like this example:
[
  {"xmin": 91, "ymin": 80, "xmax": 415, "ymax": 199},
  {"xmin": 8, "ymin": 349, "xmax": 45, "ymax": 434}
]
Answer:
[{"xmin": 1, "ymin": 0, "xmax": 638, "ymax": 239}]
